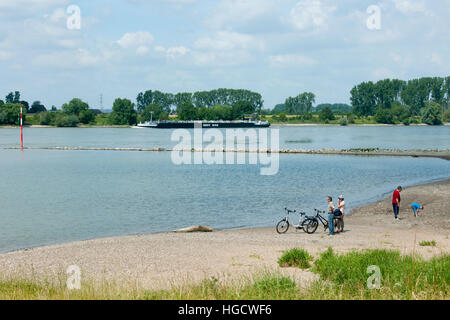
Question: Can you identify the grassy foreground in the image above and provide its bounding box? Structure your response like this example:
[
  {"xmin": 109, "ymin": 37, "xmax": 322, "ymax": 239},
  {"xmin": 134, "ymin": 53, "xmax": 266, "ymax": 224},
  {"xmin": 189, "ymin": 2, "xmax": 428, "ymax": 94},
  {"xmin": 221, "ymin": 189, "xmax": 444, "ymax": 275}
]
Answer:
[{"xmin": 1, "ymin": 249, "xmax": 448, "ymax": 300}]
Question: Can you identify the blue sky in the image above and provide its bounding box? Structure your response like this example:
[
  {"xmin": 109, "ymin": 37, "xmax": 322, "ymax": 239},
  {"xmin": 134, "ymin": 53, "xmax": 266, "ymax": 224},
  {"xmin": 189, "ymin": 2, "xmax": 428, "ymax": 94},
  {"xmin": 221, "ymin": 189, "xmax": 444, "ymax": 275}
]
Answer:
[{"xmin": 0, "ymin": 0, "xmax": 449, "ymax": 110}]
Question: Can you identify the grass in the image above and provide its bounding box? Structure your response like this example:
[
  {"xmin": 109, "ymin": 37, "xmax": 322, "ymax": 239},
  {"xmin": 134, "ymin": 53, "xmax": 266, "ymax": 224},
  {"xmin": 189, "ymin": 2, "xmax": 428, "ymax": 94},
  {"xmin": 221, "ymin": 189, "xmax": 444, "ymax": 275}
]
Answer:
[
  {"xmin": 0, "ymin": 249, "xmax": 448, "ymax": 300},
  {"xmin": 419, "ymin": 240, "xmax": 437, "ymax": 247},
  {"xmin": 312, "ymin": 248, "xmax": 449, "ymax": 299},
  {"xmin": 278, "ymin": 248, "xmax": 312, "ymax": 269}
]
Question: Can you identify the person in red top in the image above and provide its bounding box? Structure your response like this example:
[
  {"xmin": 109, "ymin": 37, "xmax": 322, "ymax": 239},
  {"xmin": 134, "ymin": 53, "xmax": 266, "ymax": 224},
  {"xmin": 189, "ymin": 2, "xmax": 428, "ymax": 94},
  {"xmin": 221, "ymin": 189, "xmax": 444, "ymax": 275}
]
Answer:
[{"xmin": 392, "ymin": 186, "xmax": 402, "ymax": 220}]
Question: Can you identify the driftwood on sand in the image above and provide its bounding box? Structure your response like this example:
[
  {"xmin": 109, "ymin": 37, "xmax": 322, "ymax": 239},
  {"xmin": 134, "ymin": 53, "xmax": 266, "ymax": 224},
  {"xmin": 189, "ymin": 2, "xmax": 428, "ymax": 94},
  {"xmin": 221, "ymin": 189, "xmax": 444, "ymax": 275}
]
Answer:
[{"xmin": 174, "ymin": 226, "xmax": 214, "ymax": 233}]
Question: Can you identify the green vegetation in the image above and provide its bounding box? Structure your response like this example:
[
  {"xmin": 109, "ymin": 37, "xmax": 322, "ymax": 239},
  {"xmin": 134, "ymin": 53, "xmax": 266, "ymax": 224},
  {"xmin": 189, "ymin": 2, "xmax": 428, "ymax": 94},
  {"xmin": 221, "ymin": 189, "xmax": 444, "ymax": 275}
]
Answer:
[
  {"xmin": 278, "ymin": 248, "xmax": 312, "ymax": 269},
  {"xmin": 109, "ymin": 98, "xmax": 137, "ymax": 126},
  {"xmin": 350, "ymin": 76, "xmax": 449, "ymax": 125},
  {"xmin": 419, "ymin": 241, "xmax": 437, "ymax": 247},
  {"xmin": 421, "ymin": 101, "xmax": 443, "ymax": 125},
  {"xmin": 1, "ymin": 77, "xmax": 449, "ymax": 127},
  {"xmin": 0, "ymin": 249, "xmax": 448, "ymax": 300},
  {"xmin": 313, "ymin": 248, "xmax": 448, "ymax": 299}
]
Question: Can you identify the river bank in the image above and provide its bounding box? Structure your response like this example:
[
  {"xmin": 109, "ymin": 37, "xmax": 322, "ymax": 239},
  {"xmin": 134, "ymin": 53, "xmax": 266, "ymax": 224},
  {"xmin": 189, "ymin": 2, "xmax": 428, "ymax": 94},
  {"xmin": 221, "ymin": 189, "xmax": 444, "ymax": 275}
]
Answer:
[{"xmin": 0, "ymin": 179, "xmax": 448, "ymax": 291}]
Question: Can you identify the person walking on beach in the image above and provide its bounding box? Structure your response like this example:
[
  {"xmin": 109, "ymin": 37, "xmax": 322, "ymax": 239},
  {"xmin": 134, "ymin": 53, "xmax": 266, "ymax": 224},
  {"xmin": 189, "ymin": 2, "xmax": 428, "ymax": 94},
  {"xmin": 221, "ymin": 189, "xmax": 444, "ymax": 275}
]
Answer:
[
  {"xmin": 327, "ymin": 196, "xmax": 336, "ymax": 235},
  {"xmin": 411, "ymin": 203, "xmax": 424, "ymax": 218},
  {"xmin": 392, "ymin": 186, "xmax": 402, "ymax": 221}
]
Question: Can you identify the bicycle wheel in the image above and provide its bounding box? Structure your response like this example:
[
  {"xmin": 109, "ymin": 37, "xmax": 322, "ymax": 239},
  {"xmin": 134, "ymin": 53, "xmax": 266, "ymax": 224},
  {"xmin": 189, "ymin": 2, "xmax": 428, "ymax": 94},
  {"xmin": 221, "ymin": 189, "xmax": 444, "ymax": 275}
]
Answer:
[
  {"xmin": 300, "ymin": 219, "xmax": 310, "ymax": 233},
  {"xmin": 305, "ymin": 219, "xmax": 319, "ymax": 234},
  {"xmin": 276, "ymin": 220, "xmax": 289, "ymax": 234}
]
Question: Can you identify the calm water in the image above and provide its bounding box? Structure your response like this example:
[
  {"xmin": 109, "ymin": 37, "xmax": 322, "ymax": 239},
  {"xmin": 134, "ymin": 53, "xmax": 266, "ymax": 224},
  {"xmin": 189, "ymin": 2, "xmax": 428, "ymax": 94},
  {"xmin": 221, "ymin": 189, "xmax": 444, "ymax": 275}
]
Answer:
[
  {"xmin": 0, "ymin": 126, "xmax": 450, "ymax": 150},
  {"xmin": 0, "ymin": 127, "xmax": 450, "ymax": 253}
]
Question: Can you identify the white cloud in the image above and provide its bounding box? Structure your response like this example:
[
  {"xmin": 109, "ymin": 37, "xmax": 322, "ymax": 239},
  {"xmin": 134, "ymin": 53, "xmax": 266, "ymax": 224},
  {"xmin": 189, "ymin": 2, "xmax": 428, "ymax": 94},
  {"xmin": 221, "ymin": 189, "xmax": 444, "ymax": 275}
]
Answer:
[
  {"xmin": 0, "ymin": 0, "xmax": 68, "ymax": 9},
  {"xmin": 136, "ymin": 46, "xmax": 150, "ymax": 56},
  {"xmin": 269, "ymin": 54, "xmax": 318, "ymax": 67},
  {"xmin": 207, "ymin": 0, "xmax": 277, "ymax": 29},
  {"xmin": 33, "ymin": 49, "xmax": 100, "ymax": 68},
  {"xmin": 166, "ymin": 46, "xmax": 189, "ymax": 59},
  {"xmin": 117, "ymin": 31, "xmax": 154, "ymax": 49},
  {"xmin": 286, "ymin": 0, "xmax": 337, "ymax": 31},
  {"xmin": 194, "ymin": 31, "xmax": 264, "ymax": 51},
  {"xmin": 393, "ymin": 0, "xmax": 430, "ymax": 15}
]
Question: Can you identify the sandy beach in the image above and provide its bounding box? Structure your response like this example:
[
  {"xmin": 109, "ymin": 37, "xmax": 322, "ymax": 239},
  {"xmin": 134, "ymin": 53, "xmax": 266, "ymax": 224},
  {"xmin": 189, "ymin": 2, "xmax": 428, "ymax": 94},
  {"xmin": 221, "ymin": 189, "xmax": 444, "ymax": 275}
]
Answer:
[{"xmin": 1, "ymin": 179, "xmax": 449, "ymax": 290}]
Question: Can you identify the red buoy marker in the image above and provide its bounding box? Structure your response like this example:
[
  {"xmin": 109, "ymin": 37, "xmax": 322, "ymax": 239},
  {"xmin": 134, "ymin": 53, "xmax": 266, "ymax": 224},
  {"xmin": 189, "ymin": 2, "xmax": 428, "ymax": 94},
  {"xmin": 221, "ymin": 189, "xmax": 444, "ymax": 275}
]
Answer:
[{"xmin": 20, "ymin": 104, "xmax": 23, "ymax": 150}]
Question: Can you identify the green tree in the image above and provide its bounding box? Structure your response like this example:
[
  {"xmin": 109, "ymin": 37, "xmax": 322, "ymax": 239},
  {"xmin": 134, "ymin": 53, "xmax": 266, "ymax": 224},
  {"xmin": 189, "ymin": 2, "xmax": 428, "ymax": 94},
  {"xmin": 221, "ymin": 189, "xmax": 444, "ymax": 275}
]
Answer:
[
  {"xmin": 54, "ymin": 112, "xmax": 79, "ymax": 127},
  {"xmin": 374, "ymin": 108, "xmax": 395, "ymax": 124},
  {"xmin": 62, "ymin": 98, "xmax": 89, "ymax": 116},
  {"xmin": 278, "ymin": 113, "xmax": 287, "ymax": 122},
  {"xmin": 232, "ymin": 100, "xmax": 255, "ymax": 119},
  {"xmin": 39, "ymin": 111, "xmax": 53, "ymax": 125},
  {"xmin": 78, "ymin": 109, "xmax": 95, "ymax": 124},
  {"xmin": 284, "ymin": 92, "xmax": 315, "ymax": 115},
  {"xmin": 110, "ymin": 98, "xmax": 137, "ymax": 125},
  {"xmin": 140, "ymin": 104, "xmax": 168, "ymax": 122},
  {"xmin": 30, "ymin": 101, "xmax": 47, "ymax": 113},
  {"xmin": 209, "ymin": 105, "xmax": 233, "ymax": 120},
  {"xmin": 350, "ymin": 81, "xmax": 376, "ymax": 116},
  {"xmin": 5, "ymin": 91, "xmax": 21, "ymax": 104},
  {"xmin": 0, "ymin": 103, "xmax": 26, "ymax": 125},
  {"xmin": 177, "ymin": 101, "xmax": 197, "ymax": 120},
  {"xmin": 391, "ymin": 102, "xmax": 410, "ymax": 122},
  {"xmin": 443, "ymin": 109, "xmax": 450, "ymax": 122},
  {"xmin": 421, "ymin": 101, "xmax": 443, "ymax": 125},
  {"xmin": 319, "ymin": 107, "xmax": 335, "ymax": 122}
]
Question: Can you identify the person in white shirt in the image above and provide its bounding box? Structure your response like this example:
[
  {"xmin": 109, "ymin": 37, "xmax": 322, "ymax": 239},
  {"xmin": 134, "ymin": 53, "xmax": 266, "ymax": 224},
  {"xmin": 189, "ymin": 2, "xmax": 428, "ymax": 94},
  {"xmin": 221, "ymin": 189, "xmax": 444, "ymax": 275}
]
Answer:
[{"xmin": 338, "ymin": 195, "xmax": 346, "ymax": 215}]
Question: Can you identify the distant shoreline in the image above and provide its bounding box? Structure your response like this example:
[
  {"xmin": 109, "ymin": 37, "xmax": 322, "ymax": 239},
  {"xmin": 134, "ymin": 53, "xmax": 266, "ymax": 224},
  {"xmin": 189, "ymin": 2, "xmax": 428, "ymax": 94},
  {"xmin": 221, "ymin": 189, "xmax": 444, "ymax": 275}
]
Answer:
[{"xmin": 0, "ymin": 123, "xmax": 449, "ymax": 128}]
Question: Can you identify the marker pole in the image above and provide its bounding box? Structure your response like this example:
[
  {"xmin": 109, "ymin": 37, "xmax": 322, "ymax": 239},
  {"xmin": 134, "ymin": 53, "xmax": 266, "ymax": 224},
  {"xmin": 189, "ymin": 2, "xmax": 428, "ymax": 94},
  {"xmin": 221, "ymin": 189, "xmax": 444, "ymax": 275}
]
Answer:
[{"xmin": 20, "ymin": 104, "xmax": 23, "ymax": 150}]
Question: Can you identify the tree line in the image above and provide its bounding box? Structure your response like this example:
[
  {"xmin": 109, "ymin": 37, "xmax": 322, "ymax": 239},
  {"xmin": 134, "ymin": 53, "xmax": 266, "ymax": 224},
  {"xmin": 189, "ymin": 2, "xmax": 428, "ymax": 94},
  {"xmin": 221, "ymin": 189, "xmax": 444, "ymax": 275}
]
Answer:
[
  {"xmin": 136, "ymin": 88, "xmax": 263, "ymax": 121},
  {"xmin": 350, "ymin": 77, "xmax": 450, "ymax": 125},
  {"xmin": 2, "ymin": 77, "xmax": 449, "ymax": 127}
]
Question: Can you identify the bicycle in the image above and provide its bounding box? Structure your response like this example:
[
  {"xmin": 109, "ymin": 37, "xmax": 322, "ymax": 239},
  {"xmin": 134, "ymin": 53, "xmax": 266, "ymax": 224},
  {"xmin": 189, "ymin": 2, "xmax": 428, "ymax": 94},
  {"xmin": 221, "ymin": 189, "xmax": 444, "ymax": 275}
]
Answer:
[
  {"xmin": 276, "ymin": 208, "xmax": 310, "ymax": 234},
  {"xmin": 304, "ymin": 209, "xmax": 344, "ymax": 234}
]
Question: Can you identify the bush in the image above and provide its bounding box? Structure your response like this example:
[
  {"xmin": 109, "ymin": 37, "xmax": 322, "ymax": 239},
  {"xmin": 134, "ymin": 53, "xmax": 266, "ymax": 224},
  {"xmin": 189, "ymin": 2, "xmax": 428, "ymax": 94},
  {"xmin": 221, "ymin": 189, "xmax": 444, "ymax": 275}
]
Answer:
[
  {"xmin": 278, "ymin": 113, "xmax": 287, "ymax": 122},
  {"xmin": 443, "ymin": 109, "xmax": 450, "ymax": 122},
  {"xmin": 278, "ymin": 248, "xmax": 312, "ymax": 269},
  {"xmin": 348, "ymin": 115, "xmax": 355, "ymax": 124},
  {"xmin": 39, "ymin": 112, "xmax": 53, "ymax": 125},
  {"xmin": 419, "ymin": 241, "xmax": 437, "ymax": 247},
  {"xmin": 375, "ymin": 108, "xmax": 395, "ymax": 124},
  {"xmin": 340, "ymin": 117, "xmax": 348, "ymax": 126},
  {"xmin": 55, "ymin": 113, "xmax": 79, "ymax": 127},
  {"xmin": 78, "ymin": 110, "xmax": 95, "ymax": 124},
  {"xmin": 319, "ymin": 107, "xmax": 335, "ymax": 122},
  {"xmin": 421, "ymin": 101, "xmax": 443, "ymax": 125}
]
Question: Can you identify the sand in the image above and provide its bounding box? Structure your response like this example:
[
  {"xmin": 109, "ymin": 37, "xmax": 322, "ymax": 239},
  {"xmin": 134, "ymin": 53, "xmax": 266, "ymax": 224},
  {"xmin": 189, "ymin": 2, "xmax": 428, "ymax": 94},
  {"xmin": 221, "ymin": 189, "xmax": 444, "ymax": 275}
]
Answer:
[{"xmin": 0, "ymin": 180, "xmax": 449, "ymax": 290}]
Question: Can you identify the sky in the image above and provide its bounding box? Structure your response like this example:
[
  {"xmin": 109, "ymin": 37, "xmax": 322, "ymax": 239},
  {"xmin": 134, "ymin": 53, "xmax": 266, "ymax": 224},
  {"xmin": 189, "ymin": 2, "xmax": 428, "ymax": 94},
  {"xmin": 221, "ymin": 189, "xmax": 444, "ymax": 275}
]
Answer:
[{"xmin": 0, "ymin": 0, "xmax": 449, "ymax": 110}]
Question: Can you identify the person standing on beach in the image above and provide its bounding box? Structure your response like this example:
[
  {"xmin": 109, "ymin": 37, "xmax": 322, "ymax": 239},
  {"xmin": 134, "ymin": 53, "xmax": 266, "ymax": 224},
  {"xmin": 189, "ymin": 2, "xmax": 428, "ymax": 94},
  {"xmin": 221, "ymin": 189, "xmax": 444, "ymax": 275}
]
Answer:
[
  {"xmin": 411, "ymin": 203, "xmax": 424, "ymax": 218},
  {"xmin": 327, "ymin": 196, "xmax": 336, "ymax": 235},
  {"xmin": 392, "ymin": 186, "xmax": 402, "ymax": 221}
]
